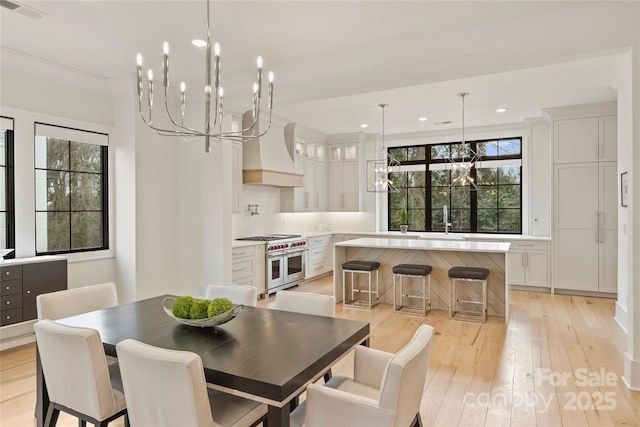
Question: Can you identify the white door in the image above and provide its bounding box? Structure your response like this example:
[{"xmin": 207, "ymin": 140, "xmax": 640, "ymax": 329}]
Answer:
[
  {"xmin": 598, "ymin": 116, "xmax": 617, "ymax": 162},
  {"xmin": 507, "ymin": 250, "xmax": 526, "ymax": 286},
  {"xmin": 554, "ymin": 117, "xmax": 599, "ymax": 164},
  {"xmin": 342, "ymin": 161, "xmax": 358, "ymax": 211},
  {"xmin": 525, "ymin": 250, "xmax": 549, "ymax": 288},
  {"xmin": 327, "ymin": 163, "xmax": 343, "ymax": 210},
  {"xmin": 553, "ymin": 163, "xmax": 599, "ymax": 291},
  {"xmin": 599, "ymin": 161, "xmax": 618, "ymax": 293}
]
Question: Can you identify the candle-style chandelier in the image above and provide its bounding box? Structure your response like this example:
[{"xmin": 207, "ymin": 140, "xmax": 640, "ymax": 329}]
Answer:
[
  {"xmin": 448, "ymin": 92, "xmax": 479, "ymax": 190},
  {"xmin": 367, "ymin": 104, "xmax": 400, "ymax": 192},
  {"xmin": 135, "ymin": 0, "xmax": 274, "ymax": 153}
]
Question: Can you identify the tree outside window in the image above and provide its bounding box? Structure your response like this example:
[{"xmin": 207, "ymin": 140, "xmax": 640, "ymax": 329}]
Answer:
[
  {"xmin": 388, "ymin": 138, "xmax": 522, "ymax": 234},
  {"xmin": 35, "ymin": 124, "xmax": 108, "ymax": 254}
]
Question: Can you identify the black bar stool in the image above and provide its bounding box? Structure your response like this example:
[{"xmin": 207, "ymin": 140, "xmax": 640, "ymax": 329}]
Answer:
[
  {"xmin": 342, "ymin": 261, "xmax": 380, "ymax": 309},
  {"xmin": 448, "ymin": 266, "xmax": 490, "ymax": 322},
  {"xmin": 392, "ymin": 264, "xmax": 432, "ymax": 316}
]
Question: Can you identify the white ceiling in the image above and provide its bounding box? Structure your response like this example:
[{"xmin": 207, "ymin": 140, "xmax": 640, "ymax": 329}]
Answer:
[{"xmin": 1, "ymin": 1, "xmax": 638, "ymax": 136}]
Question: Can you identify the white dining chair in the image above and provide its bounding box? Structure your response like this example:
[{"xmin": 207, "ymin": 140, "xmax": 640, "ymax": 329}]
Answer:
[
  {"xmin": 205, "ymin": 283, "xmax": 257, "ymax": 306},
  {"xmin": 275, "ymin": 290, "xmax": 336, "ymax": 385},
  {"xmin": 290, "ymin": 324, "xmax": 434, "ymax": 427},
  {"xmin": 274, "ymin": 290, "xmax": 335, "ymax": 317},
  {"xmin": 116, "ymin": 339, "xmax": 267, "ymax": 427},
  {"xmin": 37, "ymin": 282, "xmax": 119, "ymax": 321},
  {"xmin": 33, "ymin": 319, "xmax": 129, "ymax": 427}
]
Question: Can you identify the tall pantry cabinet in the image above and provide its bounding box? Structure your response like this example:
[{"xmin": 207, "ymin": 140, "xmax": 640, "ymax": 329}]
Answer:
[{"xmin": 551, "ymin": 106, "xmax": 617, "ymax": 294}]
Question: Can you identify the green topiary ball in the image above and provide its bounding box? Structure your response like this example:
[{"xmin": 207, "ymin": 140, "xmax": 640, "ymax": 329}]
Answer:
[
  {"xmin": 172, "ymin": 296, "xmax": 194, "ymax": 319},
  {"xmin": 189, "ymin": 299, "xmax": 211, "ymax": 319},
  {"xmin": 208, "ymin": 298, "xmax": 233, "ymax": 317}
]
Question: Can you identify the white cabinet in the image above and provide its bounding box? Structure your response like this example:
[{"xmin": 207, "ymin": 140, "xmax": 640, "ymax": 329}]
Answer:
[
  {"xmin": 507, "ymin": 241, "xmax": 549, "ymax": 288},
  {"xmin": 328, "ymin": 161, "xmax": 358, "ymax": 211},
  {"xmin": 231, "ymin": 244, "xmax": 265, "ymax": 297},
  {"xmin": 281, "ymin": 130, "xmax": 327, "ymax": 212},
  {"xmin": 306, "ymin": 234, "xmax": 333, "ymax": 279},
  {"xmin": 553, "ymin": 157, "xmax": 617, "ymax": 293},
  {"xmin": 231, "ymin": 141, "xmax": 243, "ymax": 213},
  {"xmin": 554, "ymin": 115, "xmax": 617, "ymax": 164},
  {"xmin": 281, "ymin": 157, "xmax": 326, "ymax": 212}
]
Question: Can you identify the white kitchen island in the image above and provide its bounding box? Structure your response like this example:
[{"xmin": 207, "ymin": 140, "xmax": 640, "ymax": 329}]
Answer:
[{"xmin": 334, "ymin": 238, "xmax": 512, "ymax": 322}]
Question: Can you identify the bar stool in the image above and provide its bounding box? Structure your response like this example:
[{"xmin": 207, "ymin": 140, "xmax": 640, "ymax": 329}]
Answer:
[
  {"xmin": 392, "ymin": 264, "xmax": 432, "ymax": 316},
  {"xmin": 342, "ymin": 261, "xmax": 380, "ymax": 309},
  {"xmin": 448, "ymin": 266, "xmax": 490, "ymax": 322}
]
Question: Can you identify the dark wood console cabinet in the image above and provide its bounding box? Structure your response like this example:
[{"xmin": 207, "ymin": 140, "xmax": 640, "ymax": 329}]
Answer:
[{"xmin": 0, "ymin": 258, "xmax": 67, "ymax": 326}]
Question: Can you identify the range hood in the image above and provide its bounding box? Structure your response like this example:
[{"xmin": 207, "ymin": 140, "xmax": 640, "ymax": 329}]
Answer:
[{"xmin": 242, "ymin": 111, "xmax": 303, "ymax": 187}]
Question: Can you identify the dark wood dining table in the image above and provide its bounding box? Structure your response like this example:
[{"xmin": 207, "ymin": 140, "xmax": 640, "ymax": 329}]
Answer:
[{"xmin": 36, "ymin": 295, "xmax": 370, "ymax": 427}]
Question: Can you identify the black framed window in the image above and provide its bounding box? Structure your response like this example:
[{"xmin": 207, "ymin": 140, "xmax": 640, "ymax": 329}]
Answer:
[
  {"xmin": 0, "ymin": 117, "xmax": 15, "ymax": 258},
  {"xmin": 388, "ymin": 137, "xmax": 522, "ymax": 234},
  {"xmin": 34, "ymin": 123, "xmax": 108, "ymax": 255}
]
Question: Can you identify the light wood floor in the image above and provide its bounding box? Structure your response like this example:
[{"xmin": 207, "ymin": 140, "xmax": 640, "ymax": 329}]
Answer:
[{"xmin": 1, "ymin": 276, "xmax": 639, "ymax": 427}]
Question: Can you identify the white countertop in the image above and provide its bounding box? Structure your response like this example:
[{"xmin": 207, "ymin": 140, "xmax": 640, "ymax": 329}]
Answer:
[
  {"xmin": 334, "ymin": 237, "xmax": 511, "ymax": 253},
  {"xmin": 231, "ymin": 240, "xmax": 267, "ymax": 248},
  {"xmin": 0, "ymin": 255, "xmax": 67, "ymax": 266},
  {"xmin": 334, "ymin": 231, "xmax": 549, "ymax": 241}
]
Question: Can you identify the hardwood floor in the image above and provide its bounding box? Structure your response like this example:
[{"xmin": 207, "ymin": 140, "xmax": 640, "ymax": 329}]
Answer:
[{"xmin": 2, "ymin": 276, "xmax": 639, "ymax": 427}]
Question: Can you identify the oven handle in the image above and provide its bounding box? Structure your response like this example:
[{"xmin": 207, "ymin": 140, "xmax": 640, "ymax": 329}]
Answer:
[
  {"xmin": 285, "ymin": 249, "xmax": 307, "ymax": 256},
  {"xmin": 267, "ymin": 251, "xmax": 287, "ymax": 258}
]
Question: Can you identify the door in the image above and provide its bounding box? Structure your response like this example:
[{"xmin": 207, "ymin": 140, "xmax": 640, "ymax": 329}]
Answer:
[
  {"xmin": 553, "ymin": 163, "xmax": 599, "ymax": 291},
  {"xmin": 599, "ymin": 161, "xmax": 618, "ymax": 293},
  {"xmin": 342, "ymin": 161, "xmax": 358, "ymax": 211},
  {"xmin": 525, "ymin": 250, "xmax": 549, "ymax": 288},
  {"xmin": 267, "ymin": 255, "xmax": 284, "ymax": 291},
  {"xmin": 507, "ymin": 250, "xmax": 526, "ymax": 286},
  {"xmin": 328, "ymin": 163, "xmax": 343, "ymax": 210}
]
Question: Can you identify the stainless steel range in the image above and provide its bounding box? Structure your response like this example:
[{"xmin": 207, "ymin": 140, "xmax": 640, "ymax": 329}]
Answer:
[{"xmin": 236, "ymin": 234, "xmax": 307, "ymax": 295}]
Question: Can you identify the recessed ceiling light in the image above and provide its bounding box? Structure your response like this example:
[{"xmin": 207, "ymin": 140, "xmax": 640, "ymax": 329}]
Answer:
[
  {"xmin": 360, "ymin": 123, "xmax": 368, "ymax": 128},
  {"xmin": 192, "ymin": 39, "xmax": 207, "ymax": 47},
  {"xmin": 496, "ymin": 107, "xmax": 507, "ymax": 113},
  {"xmin": 418, "ymin": 117, "xmax": 428, "ymax": 122}
]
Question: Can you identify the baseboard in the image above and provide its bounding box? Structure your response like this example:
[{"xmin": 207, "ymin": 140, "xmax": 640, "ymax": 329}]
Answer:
[
  {"xmin": 614, "ymin": 301, "xmax": 628, "ymax": 334},
  {"xmin": 622, "ymin": 352, "xmax": 640, "ymax": 391},
  {"xmin": 553, "ymin": 288, "xmax": 617, "ymax": 299},
  {"xmin": 0, "ymin": 332, "xmax": 35, "ymax": 351},
  {"xmin": 510, "ymin": 285, "xmax": 551, "ymax": 293}
]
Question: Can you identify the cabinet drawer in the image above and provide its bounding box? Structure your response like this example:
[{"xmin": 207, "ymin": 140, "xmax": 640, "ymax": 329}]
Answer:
[
  {"xmin": 308, "ymin": 248, "xmax": 329, "ymax": 264},
  {"xmin": 232, "ymin": 259, "xmax": 255, "ymax": 280},
  {"xmin": 233, "ymin": 276, "xmax": 255, "ymax": 287},
  {"xmin": 1, "ymin": 308, "xmax": 22, "ymax": 326},
  {"xmin": 1, "ymin": 265, "xmax": 22, "ymax": 281},
  {"xmin": 0, "ymin": 293, "xmax": 23, "ymax": 310},
  {"xmin": 232, "ymin": 246, "xmax": 256, "ymax": 258},
  {"xmin": 1, "ymin": 279, "xmax": 22, "ymax": 296},
  {"xmin": 307, "ymin": 235, "xmax": 331, "ymax": 247},
  {"xmin": 509, "ymin": 241, "xmax": 548, "ymax": 251},
  {"xmin": 308, "ymin": 260, "xmax": 331, "ymax": 278}
]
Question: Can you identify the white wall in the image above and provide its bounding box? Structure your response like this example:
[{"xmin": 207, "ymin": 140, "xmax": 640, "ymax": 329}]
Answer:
[{"xmin": 0, "ymin": 67, "xmax": 116, "ymax": 291}]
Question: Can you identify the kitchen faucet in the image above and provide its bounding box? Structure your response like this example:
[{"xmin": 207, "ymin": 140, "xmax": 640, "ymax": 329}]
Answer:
[{"xmin": 443, "ymin": 205, "xmax": 452, "ymax": 234}]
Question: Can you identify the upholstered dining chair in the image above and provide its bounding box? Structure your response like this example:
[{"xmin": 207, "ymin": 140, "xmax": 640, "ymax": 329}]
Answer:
[
  {"xmin": 33, "ymin": 319, "xmax": 129, "ymax": 427},
  {"xmin": 274, "ymin": 290, "xmax": 336, "ymax": 317},
  {"xmin": 289, "ymin": 324, "xmax": 434, "ymax": 427},
  {"xmin": 116, "ymin": 339, "xmax": 267, "ymax": 427},
  {"xmin": 205, "ymin": 283, "xmax": 257, "ymax": 307},
  {"xmin": 274, "ymin": 290, "xmax": 336, "ymax": 384},
  {"xmin": 36, "ymin": 282, "xmax": 119, "ymax": 321}
]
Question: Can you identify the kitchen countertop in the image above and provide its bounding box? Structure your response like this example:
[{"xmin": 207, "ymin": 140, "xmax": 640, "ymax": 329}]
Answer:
[
  {"xmin": 0, "ymin": 255, "xmax": 67, "ymax": 266},
  {"xmin": 231, "ymin": 240, "xmax": 266, "ymax": 248},
  {"xmin": 335, "ymin": 237, "xmax": 511, "ymax": 253}
]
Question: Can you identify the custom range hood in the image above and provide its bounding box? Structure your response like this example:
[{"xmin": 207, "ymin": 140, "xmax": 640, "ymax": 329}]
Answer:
[{"xmin": 242, "ymin": 111, "xmax": 303, "ymax": 187}]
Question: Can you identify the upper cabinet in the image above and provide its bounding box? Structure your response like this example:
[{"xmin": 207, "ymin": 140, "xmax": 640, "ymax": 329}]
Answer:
[
  {"xmin": 327, "ymin": 142, "xmax": 359, "ymax": 211},
  {"xmin": 281, "ymin": 123, "xmax": 327, "ymax": 212},
  {"xmin": 553, "ymin": 115, "xmax": 617, "ymax": 163}
]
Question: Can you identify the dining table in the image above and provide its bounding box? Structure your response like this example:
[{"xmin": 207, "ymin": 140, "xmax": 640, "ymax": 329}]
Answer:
[{"xmin": 35, "ymin": 294, "xmax": 370, "ymax": 427}]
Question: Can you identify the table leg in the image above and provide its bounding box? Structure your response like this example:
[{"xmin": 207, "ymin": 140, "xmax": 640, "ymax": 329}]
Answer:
[
  {"xmin": 268, "ymin": 404, "xmax": 290, "ymax": 427},
  {"xmin": 35, "ymin": 344, "xmax": 49, "ymax": 427}
]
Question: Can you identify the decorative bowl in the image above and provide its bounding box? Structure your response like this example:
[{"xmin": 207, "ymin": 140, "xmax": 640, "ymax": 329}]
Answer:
[{"xmin": 162, "ymin": 297, "xmax": 243, "ymax": 328}]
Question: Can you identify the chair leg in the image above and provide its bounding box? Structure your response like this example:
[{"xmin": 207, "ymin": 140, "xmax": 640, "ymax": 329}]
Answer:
[
  {"xmin": 124, "ymin": 414, "xmax": 131, "ymax": 427},
  {"xmin": 412, "ymin": 412, "xmax": 424, "ymax": 427},
  {"xmin": 323, "ymin": 368, "xmax": 333, "ymax": 383},
  {"xmin": 44, "ymin": 404, "xmax": 60, "ymax": 427},
  {"xmin": 78, "ymin": 419, "xmax": 86, "ymax": 427}
]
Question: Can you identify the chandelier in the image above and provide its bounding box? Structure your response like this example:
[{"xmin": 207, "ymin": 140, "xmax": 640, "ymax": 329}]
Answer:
[
  {"xmin": 135, "ymin": 0, "xmax": 274, "ymax": 153},
  {"xmin": 367, "ymin": 104, "xmax": 400, "ymax": 192},
  {"xmin": 448, "ymin": 92, "xmax": 479, "ymax": 190}
]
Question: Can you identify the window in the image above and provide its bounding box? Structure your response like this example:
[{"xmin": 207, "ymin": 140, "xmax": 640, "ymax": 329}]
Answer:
[
  {"xmin": 35, "ymin": 123, "xmax": 108, "ymax": 254},
  {"xmin": 0, "ymin": 117, "xmax": 15, "ymax": 257},
  {"xmin": 388, "ymin": 137, "xmax": 522, "ymax": 234}
]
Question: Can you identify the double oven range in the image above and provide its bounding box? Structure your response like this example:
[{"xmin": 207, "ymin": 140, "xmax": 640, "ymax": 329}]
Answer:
[{"xmin": 236, "ymin": 234, "xmax": 307, "ymax": 296}]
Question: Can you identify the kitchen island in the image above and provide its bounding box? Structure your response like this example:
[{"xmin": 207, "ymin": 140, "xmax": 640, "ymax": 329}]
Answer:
[{"xmin": 334, "ymin": 238, "xmax": 512, "ymax": 322}]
